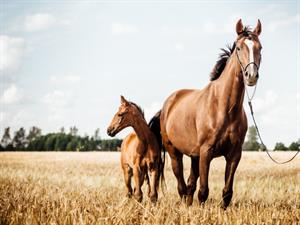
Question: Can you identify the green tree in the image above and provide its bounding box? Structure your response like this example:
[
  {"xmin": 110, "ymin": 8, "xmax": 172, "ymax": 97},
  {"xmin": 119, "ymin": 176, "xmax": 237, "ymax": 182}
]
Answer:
[
  {"xmin": 27, "ymin": 126, "xmax": 41, "ymax": 143},
  {"xmin": 274, "ymin": 142, "xmax": 288, "ymax": 151},
  {"xmin": 1, "ymin": 127, "xmax": 12, "ymax": 149},
  {"xmin": 94, "ymin": 128, "xmax": 100, "ymax": 140},
  {"xmin": 66, "ymin": 137, "xmax": 79, "ymax": 151},
  {"xmin": 69, "ymin": 126, "xmax": 78, "ymax": 136},
  {"xmin": 288, "ymin": 142, "xmax": 299, "ymax": 151},
  {"xmin": 243, "ymin": 126, "xmax": 260, "ymax": 151},
  {"xmin": 12, "ymin": 127, "xmax": 27, "ymax": 150},
  {"xmin": 54, "ymin": 134, "xmax": 70, "ymax": 151},
  {"xmin": 44, "ymin": 134, "xmax": 57, "ymax": 151},
  {"xmin": 60, "ymin": 127, "xmax": 65, "ymax": 134}
]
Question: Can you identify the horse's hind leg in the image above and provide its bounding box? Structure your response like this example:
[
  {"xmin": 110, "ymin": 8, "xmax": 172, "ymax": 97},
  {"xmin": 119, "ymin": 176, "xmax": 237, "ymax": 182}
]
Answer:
[
  {"xmin": 222, "ymin": 151, "xmax": 241, "ymax": 209},
  {"xmin": 167, "ymin": 144, "xmax": 187, "ymax": 200},
  {"xmin": 123, "ymin": 165, "xmax": 133, "ymax": 198},
  {"xmin": 186, "ymin": 156, "xmax": 199, "ymax": 206}
]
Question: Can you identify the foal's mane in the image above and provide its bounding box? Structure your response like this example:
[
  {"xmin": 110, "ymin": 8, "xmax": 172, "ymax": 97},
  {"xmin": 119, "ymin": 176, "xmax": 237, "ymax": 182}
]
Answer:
[
  {"xmin": 210, "ymin": 26, "xmax": 252, "ymax": 81},
  {"xmin": 129, "ymin": 101, "xmax": 145, "ymax": 118}
]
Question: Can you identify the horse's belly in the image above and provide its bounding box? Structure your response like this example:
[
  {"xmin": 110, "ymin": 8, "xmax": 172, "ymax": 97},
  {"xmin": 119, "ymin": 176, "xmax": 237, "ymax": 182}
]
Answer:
[{"xmin": 166, "ymin": 110, "xmax": 199, "ymax": 156}]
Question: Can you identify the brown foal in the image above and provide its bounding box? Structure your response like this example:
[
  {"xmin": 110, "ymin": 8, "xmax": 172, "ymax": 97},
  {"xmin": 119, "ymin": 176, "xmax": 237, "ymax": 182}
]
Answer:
[
  {"xmin": 107, "ymin": 96, "xmax": 163, "ymax": 203},
  {"xmin": 154, "ymin": 19, "xmax": 262, "ymax": 208}
]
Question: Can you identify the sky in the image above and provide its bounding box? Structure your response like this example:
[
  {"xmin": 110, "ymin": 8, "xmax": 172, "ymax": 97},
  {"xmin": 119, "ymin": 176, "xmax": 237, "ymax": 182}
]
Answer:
[{"xmin": 0, "ymin": 0, "xmax": 299, "ymax": 148}]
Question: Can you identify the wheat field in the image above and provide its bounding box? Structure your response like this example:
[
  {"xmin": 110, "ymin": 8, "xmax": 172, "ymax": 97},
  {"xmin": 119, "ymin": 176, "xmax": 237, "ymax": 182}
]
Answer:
[{"xmin": 0, "ymin": 151, "xmax": 299, "ymax": 225}]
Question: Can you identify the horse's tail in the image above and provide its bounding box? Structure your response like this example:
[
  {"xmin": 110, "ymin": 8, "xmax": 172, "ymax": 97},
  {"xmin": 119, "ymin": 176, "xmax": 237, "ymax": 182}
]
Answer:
[{"xmin": 148, "ymin": 110, "xmax": 167, "ymax": 194}]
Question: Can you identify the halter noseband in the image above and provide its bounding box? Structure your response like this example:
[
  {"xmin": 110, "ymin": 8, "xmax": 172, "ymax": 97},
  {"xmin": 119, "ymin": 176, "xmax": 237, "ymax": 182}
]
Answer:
[{"xmin": 235, "ymin": 46, "xmax": 259, "ymax": 78}]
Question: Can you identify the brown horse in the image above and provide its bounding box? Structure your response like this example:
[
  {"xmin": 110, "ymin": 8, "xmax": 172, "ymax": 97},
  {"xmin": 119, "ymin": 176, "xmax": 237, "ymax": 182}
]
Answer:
[
  {"xmin": 107, "ymin": 96, "xmax": 163, "ymax": 203},
  {"xmin": 155, "ymin": 19, "xmax": 262, "ymax": 208}
]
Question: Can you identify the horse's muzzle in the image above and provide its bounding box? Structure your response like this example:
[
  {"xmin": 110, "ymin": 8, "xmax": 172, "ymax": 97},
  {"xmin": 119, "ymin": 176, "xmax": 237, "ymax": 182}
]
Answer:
[{"xmin": 107, "ymin": 127, "xmax": 116, "ymax": 137}]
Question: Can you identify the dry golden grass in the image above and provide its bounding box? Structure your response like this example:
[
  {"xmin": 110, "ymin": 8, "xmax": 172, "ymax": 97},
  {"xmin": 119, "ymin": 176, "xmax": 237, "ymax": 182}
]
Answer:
[{"xmin": 0, "ymin": 151, "xmax": 299, "ymax": 225}]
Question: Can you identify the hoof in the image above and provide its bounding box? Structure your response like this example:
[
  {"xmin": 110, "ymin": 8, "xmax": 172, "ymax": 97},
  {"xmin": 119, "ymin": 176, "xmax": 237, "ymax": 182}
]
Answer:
[
  {"xmin": 134, "ymin": 194, "xmax": 143, "ymax": 202},
  {"xmin": 126, "ymin": 192, "xmax": 132, "ymax": 198},
  {"xmin": 150, "ymin": 195, "xmax": 157, "ymax": 204},
  {"xmin": 186, "ymin": 195, "xmax": 193, "ymax": 206},
  {"xmin": 221, "ymin": 204, "xmax": 228, "ymax": 210}
]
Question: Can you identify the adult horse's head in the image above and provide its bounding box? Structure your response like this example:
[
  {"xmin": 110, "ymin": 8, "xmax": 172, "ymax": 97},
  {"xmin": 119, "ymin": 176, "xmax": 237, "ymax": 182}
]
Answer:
[
  {"xmin": 235, "ymin": 19, "xmax": 262, "ymax": 86},
  {"xmin": 107, "ymin": 96, "xmax": 144, "ymax": 137}
]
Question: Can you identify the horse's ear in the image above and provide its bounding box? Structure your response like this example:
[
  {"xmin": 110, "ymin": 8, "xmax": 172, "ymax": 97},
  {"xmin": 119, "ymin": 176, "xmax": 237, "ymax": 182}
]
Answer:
[
  {"xmin": 253, "ymin": 19, "xmax": 262, "ymax": 36},
  {"xmin": 120, "ymin": 95, "xmax": 129, "ymax": 105},
  {"xmin": 236, "ymin": 19, "xmax": 243, "ymax": 35}
]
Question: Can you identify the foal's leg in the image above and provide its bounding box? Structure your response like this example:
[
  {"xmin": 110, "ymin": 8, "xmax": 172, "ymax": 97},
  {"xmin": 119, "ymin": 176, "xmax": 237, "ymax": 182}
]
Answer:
[
  {"xmin": 222, "ymin": 151, "xmax": 241, "ymax": 209},
  {"xmin": 123, "ymin": 165, "xmax": 133, "ymax": 197},
  {"xmin": 148, "ymin": 163, "xmax": 159, "ymax": 203},
  {"xmin": 198, "ymin": 147, "xmax": 212, "ymax": 204},
  {"xmin": 186, "ymin": 156, "xmax": 199, "ymax": 206},
  {"xmin": 145, "ymin": 172, "xmax": 150, "ymax": 197},
  {"xmin": 133, "ymin": 163, "xmax": 144, "ymax": 202}
]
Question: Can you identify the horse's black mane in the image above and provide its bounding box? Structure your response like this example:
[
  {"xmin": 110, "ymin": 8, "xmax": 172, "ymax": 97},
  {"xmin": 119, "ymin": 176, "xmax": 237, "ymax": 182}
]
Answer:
[{"xmin": 210, "ymin": 26, "xmax": 252, "ymax": 81}]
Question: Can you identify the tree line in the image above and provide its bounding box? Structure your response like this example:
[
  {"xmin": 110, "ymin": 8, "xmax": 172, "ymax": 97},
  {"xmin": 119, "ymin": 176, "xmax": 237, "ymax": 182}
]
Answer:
[
  {"xmin": 0, "ymin": 126, "xmax": 122, "ymax": 151},
  {"xmin": 0, "ymin": 125, "xmax": 299, "ymax": 151},
  {"xmin": 242, "ymin": 126, "xmax": 300, "ymax": 151}
]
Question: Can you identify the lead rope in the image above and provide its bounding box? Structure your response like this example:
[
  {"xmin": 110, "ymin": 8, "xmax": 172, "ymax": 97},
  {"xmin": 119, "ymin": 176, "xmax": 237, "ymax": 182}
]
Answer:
[{"xmin": 236, "ymin": 50, "xmax": 300, "ymax": 164}]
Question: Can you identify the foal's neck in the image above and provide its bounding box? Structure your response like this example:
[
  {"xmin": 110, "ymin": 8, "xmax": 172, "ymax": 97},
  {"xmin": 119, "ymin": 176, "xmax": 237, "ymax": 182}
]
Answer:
[
  {"xmin": 132, "ymin": 116, "xmax": 151, "ymax": 143},
  {"xmin": 217, "ymin": 51, "xmax": 245, "ymax": 112}
]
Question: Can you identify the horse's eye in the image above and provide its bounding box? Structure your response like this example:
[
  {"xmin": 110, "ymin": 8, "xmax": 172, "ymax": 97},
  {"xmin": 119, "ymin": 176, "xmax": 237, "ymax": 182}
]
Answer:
[
  {"xmin": 118, "ymin": 111, "xmax": 127, "ymax": 117},
  {"xmin": 237, "ymin": 47, "xmax": 241, "ymax": 51}
]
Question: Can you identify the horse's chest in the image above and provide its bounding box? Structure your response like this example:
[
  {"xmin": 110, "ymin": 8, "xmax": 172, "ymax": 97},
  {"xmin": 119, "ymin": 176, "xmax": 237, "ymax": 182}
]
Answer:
[{"xmin": 213, "ymin": 124, "xmax": 244, "ymax": 156}]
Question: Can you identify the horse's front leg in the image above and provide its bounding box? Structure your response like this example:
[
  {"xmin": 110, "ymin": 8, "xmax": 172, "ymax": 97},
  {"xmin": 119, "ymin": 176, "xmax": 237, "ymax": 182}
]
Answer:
[
  {"xmin": 198, "ymin": 146, "xmax": 212, "ymax": 204},
  {"xmin": 222, "ymin": 150, "xmax": 241, "ymax": 209},
  {"xmin": 122, "ymin": 164, "xmax": 133, "ymax": 198},
  {"xmin": 186, "ymin": 156, "xmax": 199, "ymax": 206}
]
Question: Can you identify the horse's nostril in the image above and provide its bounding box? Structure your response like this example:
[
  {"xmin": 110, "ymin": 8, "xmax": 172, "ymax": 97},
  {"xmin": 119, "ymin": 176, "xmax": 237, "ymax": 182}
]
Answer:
[
  {"xmin": 245, "ymin": 71, "xmax": 249, "ymax": 77},
  {"xmin": 256, "ymin": 73, "xmax": 259, "ymax": 78}
]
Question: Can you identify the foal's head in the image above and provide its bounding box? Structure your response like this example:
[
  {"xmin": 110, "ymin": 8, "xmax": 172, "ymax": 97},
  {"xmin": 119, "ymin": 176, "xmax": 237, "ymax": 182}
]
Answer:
[
  {"xmin": 107, "ymin": 96, "xmax": 145, "ymax": 137},
  {"xmin": 235, "ymin": 19, "xmax": 262, "ymax": 86}
]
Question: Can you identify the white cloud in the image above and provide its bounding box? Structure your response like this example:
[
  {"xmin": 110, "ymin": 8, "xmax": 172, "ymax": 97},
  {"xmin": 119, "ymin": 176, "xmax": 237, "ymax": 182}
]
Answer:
[
  {"xmin": 0, "ymin": 112, "xmax": 5, "ymax": 123},
  {"xmin": 246, "ymin": 90, "xmax": 278, "ymax": 115},
  {"xmin": 111, "ymin": 23, "xmax": 139, "ymax": 35},
  {"xmin": 24, "ymin": 13, "xmax": 57, "ymax": 31},
  {"xmin": 43, "ymin": 90, "xmax": 72, "ymax": 108},
  {"xmin": 50, "ymin": 74, "xmax": 81, "ymax": 84},
  {"xmin": 160, "ymin": 18, "xmax": 237, "ymax": 38},
  {"xmin": 0, "ymin": 35, "xmax": 25, "ymax": 74},
  {"xmin": 175, "ymin": 43, "xmax": 184, "ymax": 52},
  {"xmin": 42, "ymin": 90, "xmax": 73, "ymax": 121},
  {"xmin": 244, "ymin": 90, "xmax": 299, "ymax": 147},
  {"xmin": 0, "ymin": 84, "xmax": 22, "ymax": 104},
  {"xmin": 267, "ymin": 14, "xmax": 300, "ymax": 32}
]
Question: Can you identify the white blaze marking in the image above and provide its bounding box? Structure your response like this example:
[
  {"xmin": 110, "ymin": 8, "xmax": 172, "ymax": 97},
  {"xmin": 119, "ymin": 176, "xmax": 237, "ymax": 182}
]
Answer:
[{"xmin": 244, "ymin": 39, "xmax": 255, "ymax": 75}]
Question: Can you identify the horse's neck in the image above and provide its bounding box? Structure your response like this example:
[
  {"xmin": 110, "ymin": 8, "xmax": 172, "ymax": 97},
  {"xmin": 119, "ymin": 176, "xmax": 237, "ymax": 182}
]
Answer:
[
  {"xmin": 216, "ymin": 53, "xmax": 245, "ymax": 112},
  {"xmin": 132, "ymin": 117, "xmax": 151, "ymax": 144}
]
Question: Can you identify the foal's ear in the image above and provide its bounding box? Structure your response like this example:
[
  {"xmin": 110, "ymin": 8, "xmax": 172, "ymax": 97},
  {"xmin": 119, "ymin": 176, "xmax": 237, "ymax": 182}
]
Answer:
[
  {"xmin": 236, "ymin": 19, "xmax": 243, "ymax": 35},
  {"xmin": 253, "ymin": 19, "xmax": 262, "ymax": 36},
  {"xmin": 120, "ymin": 95, "xmax": 129, "ymax": 105}
]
